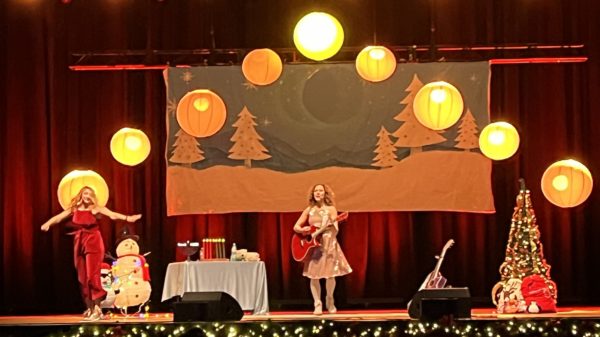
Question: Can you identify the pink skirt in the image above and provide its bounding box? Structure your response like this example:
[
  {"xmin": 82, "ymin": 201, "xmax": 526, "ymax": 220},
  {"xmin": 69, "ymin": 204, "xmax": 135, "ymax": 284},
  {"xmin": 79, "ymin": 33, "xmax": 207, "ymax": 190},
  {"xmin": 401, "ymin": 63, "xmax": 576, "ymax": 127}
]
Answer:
[{"xmin": 303, "ymin": 230, "xmax": 352, "ymax": 279}]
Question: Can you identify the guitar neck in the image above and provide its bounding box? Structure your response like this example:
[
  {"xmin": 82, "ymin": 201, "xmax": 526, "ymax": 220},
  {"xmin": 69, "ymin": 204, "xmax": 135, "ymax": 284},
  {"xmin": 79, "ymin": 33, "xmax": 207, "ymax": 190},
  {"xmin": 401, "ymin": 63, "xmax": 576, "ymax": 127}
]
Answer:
[
  {"xmin": 431, "ymin": 242, "xmax": 452, "ymax": 277},
  {"xmin": 431, "ymin": 254, "xmax": 445, "ymax": 277},
  {"xmin": 313, "ymin": 222, "xmax": 332, "ymax": 237},
  {"xmin": 310, "ymin": 212, "xmax": 347, "ymax": 238}
]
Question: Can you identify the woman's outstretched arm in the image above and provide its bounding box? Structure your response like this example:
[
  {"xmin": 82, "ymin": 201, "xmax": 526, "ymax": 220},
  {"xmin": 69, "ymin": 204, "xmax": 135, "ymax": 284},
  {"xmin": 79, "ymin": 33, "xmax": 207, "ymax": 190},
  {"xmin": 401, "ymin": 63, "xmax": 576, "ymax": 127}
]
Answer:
[
  {"xmin": 41, "ymin": 209, "xmax": 72, "ymax": 231},
  {"xmin": 96, "ymin": 207, "xmax": 142, "ymax": 222}
]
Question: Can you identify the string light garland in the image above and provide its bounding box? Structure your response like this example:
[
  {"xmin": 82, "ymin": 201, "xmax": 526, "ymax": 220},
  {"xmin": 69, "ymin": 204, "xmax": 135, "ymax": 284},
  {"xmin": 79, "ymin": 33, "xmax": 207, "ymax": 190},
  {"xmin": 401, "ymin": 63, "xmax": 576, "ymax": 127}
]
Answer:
[{"xmin": 31, "ymin": 319, "xmax": 600, "ymax": 337}]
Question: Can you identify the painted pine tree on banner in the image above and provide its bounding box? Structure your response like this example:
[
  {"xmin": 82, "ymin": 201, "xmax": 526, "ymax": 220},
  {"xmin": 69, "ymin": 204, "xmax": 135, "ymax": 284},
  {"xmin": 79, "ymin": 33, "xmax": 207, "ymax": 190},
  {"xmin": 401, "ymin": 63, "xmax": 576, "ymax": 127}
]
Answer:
[
  {"xmin": 492, "ymin": 179, "xmax": 557, "ymax": 314},
  {"xmin": 454, "ymin": 108, "xmax": 479, "ymax": 151},
  {"xmin": 372, "ymin": 126, "xmax": 398, "ymax": 168},
  {"xmin": 393, "ymin": 74, "xmax": 446, "ymax": 155},
  {"xmin": 170, "ymin": 129, "xmax": 204, "ymax": 165},
  {"xmin": 228, "ymin": 106, "xmax": 271, "ymax": 168}
]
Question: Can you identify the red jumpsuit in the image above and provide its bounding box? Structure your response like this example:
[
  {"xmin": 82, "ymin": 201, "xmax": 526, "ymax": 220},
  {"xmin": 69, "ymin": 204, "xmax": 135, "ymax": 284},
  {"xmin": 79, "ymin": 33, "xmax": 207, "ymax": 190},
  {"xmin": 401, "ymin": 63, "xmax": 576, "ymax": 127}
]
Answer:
[{"xmin": 71, "ymin": 210, "xmax": 107, "ymax": 308}]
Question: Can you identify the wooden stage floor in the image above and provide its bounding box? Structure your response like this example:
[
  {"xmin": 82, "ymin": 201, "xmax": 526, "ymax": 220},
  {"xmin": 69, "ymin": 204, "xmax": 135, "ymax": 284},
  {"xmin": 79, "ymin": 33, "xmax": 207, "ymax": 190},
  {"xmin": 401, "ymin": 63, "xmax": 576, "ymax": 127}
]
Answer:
[
  {"xmin": 2, "ymin": 307, "xmax": 600, "ymax": 325},
  {"xmin": 4, "ymin": 308, "xmax": 600, "ymax": 337}
]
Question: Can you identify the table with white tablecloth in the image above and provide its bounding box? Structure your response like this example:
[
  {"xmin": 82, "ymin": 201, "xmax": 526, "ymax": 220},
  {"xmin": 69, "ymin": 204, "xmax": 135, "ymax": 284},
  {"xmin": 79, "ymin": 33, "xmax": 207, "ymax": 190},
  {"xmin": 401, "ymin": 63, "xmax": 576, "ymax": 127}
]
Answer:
[{"xmin": 161, "ymin": 261, "xmax": 269, "ymax": 314}]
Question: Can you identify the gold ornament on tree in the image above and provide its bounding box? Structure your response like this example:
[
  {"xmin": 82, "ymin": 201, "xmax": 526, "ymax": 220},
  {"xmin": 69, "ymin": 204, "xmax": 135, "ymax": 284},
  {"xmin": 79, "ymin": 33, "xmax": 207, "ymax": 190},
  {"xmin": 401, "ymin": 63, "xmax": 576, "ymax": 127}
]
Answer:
[{"xmin": 492, "ymin": 179, "xmax": 557, "ymax": 314}]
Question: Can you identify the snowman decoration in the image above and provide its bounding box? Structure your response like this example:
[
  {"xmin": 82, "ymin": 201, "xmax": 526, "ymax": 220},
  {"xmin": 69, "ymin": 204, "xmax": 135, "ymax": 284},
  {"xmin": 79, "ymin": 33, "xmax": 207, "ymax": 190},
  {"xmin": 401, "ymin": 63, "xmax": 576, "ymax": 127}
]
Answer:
[{"xmin": 112, "ymin": 227, "xmax": 151, "ymax": 315}]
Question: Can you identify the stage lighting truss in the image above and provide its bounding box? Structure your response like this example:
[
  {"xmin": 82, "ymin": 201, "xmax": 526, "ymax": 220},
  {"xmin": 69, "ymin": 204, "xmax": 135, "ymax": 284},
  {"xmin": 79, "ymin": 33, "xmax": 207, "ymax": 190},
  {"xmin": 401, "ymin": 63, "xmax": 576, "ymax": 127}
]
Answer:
[{"xmin": 69, "ymin": 44, "xmax": 587, "ymax": 71}]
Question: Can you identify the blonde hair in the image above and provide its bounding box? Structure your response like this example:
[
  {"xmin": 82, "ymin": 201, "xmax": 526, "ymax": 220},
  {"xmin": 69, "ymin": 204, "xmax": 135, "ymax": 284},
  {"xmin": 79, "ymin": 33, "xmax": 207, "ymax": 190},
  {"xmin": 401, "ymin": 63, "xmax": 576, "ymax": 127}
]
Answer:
[
  {"xmin": 69, "ymin": 186, "xmax": 98, "ymax": 211},
  {"xmin": 307, "ymin": 183, "xmax": 335, "ymax": 207}
]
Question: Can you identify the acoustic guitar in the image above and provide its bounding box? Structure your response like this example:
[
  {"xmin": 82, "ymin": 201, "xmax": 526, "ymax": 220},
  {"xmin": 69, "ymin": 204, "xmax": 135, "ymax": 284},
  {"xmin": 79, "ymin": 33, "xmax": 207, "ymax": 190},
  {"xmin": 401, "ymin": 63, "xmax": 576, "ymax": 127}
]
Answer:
[
  {"xmin": 291, "ymin": 211, "xmax": 348, "ymax": 262},
  {"xmin": 407, "ymin": 239, "xmax": 455, "ymax": 316},
  {"xmin": 421, "ymin": 239, "xmax": 454, "ymax": 289}
]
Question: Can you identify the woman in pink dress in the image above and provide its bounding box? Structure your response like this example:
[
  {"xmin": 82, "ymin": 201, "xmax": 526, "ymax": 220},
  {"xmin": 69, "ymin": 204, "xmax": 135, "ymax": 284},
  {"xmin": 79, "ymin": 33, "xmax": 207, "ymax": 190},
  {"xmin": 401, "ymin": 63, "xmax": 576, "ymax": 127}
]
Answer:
[
  {"xmin": 41, "ymin": 186, "xmax": 141, "ymax": 321},
  {"xmin": 293, "ymin": 184, "xmax": 352, "ymax": 315}
]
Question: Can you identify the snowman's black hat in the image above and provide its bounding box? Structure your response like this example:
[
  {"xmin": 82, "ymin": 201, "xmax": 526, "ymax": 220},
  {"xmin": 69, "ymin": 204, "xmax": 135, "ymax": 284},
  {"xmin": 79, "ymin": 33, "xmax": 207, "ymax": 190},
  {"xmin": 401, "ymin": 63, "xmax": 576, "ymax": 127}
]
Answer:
[{"xmin": 116, "ymin": 226, "xmax": 139, "ymax": 245}]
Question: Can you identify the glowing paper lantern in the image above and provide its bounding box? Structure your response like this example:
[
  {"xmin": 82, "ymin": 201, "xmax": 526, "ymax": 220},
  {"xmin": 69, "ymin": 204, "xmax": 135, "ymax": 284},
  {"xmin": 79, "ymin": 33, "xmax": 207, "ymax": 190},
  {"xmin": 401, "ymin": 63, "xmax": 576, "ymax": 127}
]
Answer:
[
  {"xmin": 242, "ymin": 48, "xmax": 283, "ymax": 86},
  {"xmin": 413, "ymin": 81, "xmax": 464, "ymax": 130},
  {"xmin": 479, "ymin": 122, "xmax": 520, "ymax": 160},
  {"xmin": 57, "ymin": 170, "xmax": 109, "ymax": 210},
  {"xmin": 110, "ymin": 127, "xmax": 151, "ymax": 166},
  {"xmin": 355, "ymin": 46, "xmax": 397, "ymax": 82},
  {"xmin": 293, "ymin": 12, "xmax": 344, "ymax": 61},
  {"xmin": 176, "ymin": 89, "xmax": 227, "ymax": 138},
  {"xmin": 541, "ymin": 159, "xmax": 593, "ymax": 208}
]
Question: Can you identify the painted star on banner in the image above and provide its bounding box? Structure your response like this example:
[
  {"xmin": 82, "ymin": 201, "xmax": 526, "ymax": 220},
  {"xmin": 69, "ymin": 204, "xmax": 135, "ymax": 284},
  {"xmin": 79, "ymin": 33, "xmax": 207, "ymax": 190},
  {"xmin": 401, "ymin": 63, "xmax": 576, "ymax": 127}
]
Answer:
[
  {"xmin": 167, "ymin": 98, "xmax": 178, "ymax": 117},
  {"xmin": 180, "ymin": 70, "xmax": 194, "ymax": 84},
  {"xmin": 262, "ymin": 117, "xmax": 272, "ymax": 127},
  {"xmin": 242, "ymin": 82, "xmax": 258, "ymax": 90}
]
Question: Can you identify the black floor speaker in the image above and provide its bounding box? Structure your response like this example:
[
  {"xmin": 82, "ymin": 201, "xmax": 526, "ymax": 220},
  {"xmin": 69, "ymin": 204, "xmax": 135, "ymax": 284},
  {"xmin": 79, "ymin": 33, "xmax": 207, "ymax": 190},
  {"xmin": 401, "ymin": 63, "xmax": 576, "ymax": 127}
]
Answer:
[
  {"xmin": 173, "ymin": 291, "xmax": 244, "ymax": 322},
  {"xmin": 408, "ymin": 287, "xmax": 471, "ymax": 320}
]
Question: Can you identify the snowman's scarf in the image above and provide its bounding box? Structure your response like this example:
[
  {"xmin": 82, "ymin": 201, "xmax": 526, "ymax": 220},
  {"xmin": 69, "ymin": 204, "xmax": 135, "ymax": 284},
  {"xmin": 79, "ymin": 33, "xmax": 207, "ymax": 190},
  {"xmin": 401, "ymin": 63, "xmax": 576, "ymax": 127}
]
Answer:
[{"xmin": 117, "ymin": 254, "xmax": 151, "ymax": 281}]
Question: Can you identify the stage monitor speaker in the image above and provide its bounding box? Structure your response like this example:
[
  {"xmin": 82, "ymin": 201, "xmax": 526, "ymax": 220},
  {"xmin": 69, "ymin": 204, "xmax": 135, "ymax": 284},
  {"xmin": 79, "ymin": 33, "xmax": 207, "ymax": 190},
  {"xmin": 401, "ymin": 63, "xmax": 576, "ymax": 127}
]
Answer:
[
  {"xmin": 408, "ymin": 287, "xmax": 471, "ymax": 320},
  {"xmin": 173, "ymin": 291, "xmax": 244, "ymax": 322}
]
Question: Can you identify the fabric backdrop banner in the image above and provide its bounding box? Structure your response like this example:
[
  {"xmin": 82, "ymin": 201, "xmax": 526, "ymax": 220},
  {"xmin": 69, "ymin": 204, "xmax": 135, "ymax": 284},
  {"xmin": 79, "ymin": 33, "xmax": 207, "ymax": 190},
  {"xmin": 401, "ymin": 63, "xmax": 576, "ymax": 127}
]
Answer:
[{"xmin": 165, "ymin": 62, "xmax": 493, "ymax": 215}]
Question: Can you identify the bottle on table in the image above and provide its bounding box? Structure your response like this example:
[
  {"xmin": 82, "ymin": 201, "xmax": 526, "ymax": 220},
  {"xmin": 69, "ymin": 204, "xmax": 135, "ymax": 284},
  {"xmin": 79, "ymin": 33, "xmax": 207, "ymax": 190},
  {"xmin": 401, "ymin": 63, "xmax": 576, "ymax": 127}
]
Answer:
[{"xmin": 230, "ymin": 243, "xmax": 237, "ymax": 261}]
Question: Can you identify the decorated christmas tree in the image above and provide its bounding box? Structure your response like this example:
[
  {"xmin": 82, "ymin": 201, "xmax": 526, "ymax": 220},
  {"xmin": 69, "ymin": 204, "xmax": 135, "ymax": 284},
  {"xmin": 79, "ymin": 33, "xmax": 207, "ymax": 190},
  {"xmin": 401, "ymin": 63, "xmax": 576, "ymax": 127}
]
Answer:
[{"xmin": 492, "ymin": 179, "xmax": 557, "ymax": 314}]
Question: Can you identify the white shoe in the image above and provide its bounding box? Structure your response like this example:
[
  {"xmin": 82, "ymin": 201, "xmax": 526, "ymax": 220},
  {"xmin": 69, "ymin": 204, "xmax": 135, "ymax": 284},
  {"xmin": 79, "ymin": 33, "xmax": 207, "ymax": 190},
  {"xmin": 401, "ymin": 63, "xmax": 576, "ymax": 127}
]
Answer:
[
  {"xmin": 326, "ymin": 296, "xmax": 337, "ymax": 314},
  {"xmin": 313, "ymin": 301, "xmax": 323, "ymax": 315},
  {"xmin": 86, "ymin": 305, "xmax": 104, "ymax": 321}
]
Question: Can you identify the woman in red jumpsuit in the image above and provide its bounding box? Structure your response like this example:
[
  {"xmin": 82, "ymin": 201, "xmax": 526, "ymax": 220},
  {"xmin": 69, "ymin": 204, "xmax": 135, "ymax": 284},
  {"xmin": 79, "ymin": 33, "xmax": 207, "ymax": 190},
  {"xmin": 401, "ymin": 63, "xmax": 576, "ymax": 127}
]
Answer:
[{"xmin": 41, "ymin": 186, "xmax": 141, "ymax": 321}]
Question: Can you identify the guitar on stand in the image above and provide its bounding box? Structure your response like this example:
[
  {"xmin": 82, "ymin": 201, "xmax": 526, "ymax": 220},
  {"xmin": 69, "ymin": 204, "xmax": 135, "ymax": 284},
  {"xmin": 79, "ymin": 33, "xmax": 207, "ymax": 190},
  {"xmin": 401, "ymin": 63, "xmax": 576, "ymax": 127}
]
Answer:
[
  {"xmin": 408, "ymin": 239, "xmax": 459, "ymax": 318},
  {"xmin": 420, "ymin": 239, "xmax": 454, "ymax": 289},
  {"xmin": 291, "ymin": 212, "xmax": 348, "ymax": 262}
]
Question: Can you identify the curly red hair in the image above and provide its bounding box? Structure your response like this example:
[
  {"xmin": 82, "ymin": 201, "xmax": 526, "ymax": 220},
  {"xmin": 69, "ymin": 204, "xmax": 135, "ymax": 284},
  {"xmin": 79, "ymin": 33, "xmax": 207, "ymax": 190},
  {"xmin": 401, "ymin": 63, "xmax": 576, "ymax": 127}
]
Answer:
[{"xmin": 307, "ymin": 183, "xmax": 335, "ymax": 207}]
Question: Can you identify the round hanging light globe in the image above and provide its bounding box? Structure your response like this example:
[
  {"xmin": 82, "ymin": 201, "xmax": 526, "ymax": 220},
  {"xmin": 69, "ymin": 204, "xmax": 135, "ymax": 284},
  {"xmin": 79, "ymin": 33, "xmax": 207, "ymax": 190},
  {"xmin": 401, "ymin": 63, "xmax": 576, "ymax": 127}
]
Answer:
[
  {"xmin": 293, "ymin": 12, "xmax": 344, "ymax": 61},
  {"xmin": 541, "ymin": 159, "xmax": 593, "ymax": 208},
  {"xmin": 57, "ymin": 170, "xmax": 109, "ymax": 210},
  {"xmin": 110, "ymin": 127, "xmax": 151, "ymax": 166},
  {"xmin": 355, "ymin": 46, "xmax": 397, "ymax": 82},
  {"xmin": 242, "ymin": 48, "xmax": 283, "ymax": 86},
  {"xmin": 176, "ymin": 89, "xmax": 227, "ymax": 138},
  {"xmin": 479, "ymin": 122, "xmax": 520, "ymax": 160},
  {"xmin": 413, "ymin": 81, "xmax": 464, "ymax": 130}
]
